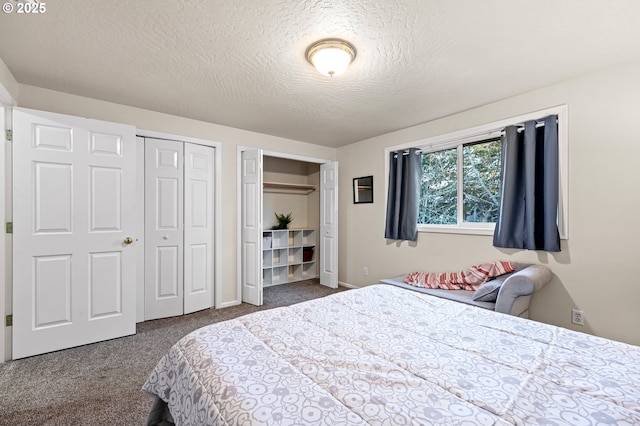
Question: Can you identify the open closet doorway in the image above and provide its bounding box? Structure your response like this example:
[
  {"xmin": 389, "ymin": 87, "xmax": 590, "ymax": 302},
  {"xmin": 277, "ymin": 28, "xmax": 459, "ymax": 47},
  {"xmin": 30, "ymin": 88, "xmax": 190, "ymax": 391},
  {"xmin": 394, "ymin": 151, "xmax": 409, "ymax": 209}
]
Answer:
[{"xmin": 239, "ymin": 148, "xmax": 338, "ymax": 306}]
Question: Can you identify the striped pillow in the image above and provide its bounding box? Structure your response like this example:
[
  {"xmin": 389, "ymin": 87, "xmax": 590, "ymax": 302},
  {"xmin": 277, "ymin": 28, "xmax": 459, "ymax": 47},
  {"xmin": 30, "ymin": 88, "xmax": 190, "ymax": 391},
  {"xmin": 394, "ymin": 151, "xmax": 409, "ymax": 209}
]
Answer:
[{"xmin": 404, "ymin": 261, "xmax": 516, "ymax": 291}]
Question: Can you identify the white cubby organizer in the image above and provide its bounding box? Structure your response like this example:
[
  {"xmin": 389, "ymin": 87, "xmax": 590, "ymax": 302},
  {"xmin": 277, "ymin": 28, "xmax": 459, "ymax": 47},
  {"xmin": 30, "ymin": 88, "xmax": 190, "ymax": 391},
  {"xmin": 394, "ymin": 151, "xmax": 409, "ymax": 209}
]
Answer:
[{"xmin": 262, "ymin": 229, "xmax": 316, "ymax": 286}]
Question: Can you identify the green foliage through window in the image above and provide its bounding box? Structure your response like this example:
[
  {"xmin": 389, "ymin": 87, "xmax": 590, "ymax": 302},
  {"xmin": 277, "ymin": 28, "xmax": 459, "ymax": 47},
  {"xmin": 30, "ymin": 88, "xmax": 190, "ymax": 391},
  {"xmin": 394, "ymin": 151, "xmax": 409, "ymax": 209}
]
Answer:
[
  {"xmin": 419, "ymin": 148, "xmax": 457, "ymax": 224},
  {"xmin": 463, "ymin": 139, "xmax": 502, "ymax": 223},
  {"xmin": 418, "ymin": 138, "xmax": 502, "ymax": 225}
]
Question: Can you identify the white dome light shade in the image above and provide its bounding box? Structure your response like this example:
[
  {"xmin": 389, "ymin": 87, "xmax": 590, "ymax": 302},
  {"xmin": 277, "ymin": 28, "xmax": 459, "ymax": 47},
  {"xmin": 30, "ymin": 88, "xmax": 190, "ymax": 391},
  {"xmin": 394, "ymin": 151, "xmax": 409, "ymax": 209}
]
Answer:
[{"xmin": 306, "ymin": 39, "xmax": 356, "ymax": 77}]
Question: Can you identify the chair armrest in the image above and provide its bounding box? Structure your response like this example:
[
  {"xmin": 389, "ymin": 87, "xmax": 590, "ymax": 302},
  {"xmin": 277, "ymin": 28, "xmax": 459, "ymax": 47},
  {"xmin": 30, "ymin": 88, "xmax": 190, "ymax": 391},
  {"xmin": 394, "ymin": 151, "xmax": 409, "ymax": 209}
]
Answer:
[{"xmin": 495, "ymin": 265, "xmax": 552, "ymax": 315}]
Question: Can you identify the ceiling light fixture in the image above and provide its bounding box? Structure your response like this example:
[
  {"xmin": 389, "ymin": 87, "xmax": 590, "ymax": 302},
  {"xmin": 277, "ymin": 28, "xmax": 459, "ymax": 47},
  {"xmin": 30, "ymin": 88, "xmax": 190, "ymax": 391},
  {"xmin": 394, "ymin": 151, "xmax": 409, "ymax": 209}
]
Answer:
[{"xmin": 306, "ymin": 39, "xmax": 356, "ymax": 77}]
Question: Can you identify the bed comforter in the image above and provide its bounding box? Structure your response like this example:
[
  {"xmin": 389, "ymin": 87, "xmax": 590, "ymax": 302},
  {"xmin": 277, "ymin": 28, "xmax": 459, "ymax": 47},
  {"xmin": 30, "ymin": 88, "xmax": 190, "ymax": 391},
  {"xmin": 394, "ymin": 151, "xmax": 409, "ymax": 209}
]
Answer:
[{"xmin": 143, "ymin": 284, "xmax": 640, "ymax": 425}]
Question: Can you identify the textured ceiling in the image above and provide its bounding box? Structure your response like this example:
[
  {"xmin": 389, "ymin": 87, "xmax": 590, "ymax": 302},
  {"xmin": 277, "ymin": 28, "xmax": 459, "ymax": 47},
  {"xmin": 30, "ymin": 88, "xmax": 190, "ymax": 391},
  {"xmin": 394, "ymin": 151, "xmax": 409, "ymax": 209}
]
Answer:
[{"xmin": 1, "ymin": 0, "xmax": 640, "ymax": 147}]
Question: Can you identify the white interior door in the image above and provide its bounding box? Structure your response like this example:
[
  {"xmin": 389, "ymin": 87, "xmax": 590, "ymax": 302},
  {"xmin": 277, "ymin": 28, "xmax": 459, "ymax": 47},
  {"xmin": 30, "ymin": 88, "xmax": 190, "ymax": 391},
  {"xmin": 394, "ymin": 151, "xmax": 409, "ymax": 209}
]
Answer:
[
  {"xmin": 241, "ymin": 149, "xmax": 263, "ymax": 305},
  {"xmin": 183, "ymin": 143, "xmax": 214, "ymax": 314},
  {"xmin": 12, "ymin": 108, "xmax": 137, "ymax": 359},
  {"xmin": 320, "ymin": 161, "xmax": 338, "ymax": 288},
  {"xmin": 145, "ymin": 138, "xmax": 184, "ymax": 320}
]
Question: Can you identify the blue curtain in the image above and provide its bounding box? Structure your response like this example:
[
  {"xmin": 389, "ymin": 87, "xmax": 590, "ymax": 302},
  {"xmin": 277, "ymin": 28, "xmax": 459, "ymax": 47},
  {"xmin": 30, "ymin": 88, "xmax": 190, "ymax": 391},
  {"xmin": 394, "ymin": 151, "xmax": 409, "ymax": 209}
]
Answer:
[
  {"xmin": 493, "ymin": 115, "xmax": 560, "ymax": 251},
  {"xmin": 385, "ymin": 148, "xmax": 420, "ymax": 241}
]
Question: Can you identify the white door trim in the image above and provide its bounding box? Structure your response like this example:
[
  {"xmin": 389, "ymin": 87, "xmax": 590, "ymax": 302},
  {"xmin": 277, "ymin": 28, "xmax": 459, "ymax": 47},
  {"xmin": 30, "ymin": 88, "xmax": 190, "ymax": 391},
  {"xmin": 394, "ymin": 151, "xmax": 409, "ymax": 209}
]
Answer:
[
  {"xmin": 261, "ymin": 149, "xmax": 329, "ymax": 165},
  {"xmin": 136, "ymin": 129, "xmax": 222, "ymax": 310},
  {"xmin": 0, "ymin": 108, "xmax": 8, "ymax": 362},
  {"xmin": 1, "ymin": 85, "xmax": 16, "ymax": 362}
]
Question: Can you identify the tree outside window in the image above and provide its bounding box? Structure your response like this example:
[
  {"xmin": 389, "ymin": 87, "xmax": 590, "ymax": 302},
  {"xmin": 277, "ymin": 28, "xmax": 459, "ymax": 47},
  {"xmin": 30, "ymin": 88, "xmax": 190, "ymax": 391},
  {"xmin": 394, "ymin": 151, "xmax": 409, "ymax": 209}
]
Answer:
[{"xmin": 418, "ymin": 138, "xmax": 502, "ymax": 226}]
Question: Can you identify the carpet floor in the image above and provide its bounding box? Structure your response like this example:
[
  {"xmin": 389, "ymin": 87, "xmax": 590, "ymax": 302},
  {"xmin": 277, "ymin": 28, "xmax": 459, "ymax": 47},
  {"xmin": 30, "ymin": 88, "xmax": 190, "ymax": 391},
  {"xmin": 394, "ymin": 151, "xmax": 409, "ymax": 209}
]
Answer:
[{"xmin": 0, "ymin": 280, "xmax": 347, "ymax": 426}]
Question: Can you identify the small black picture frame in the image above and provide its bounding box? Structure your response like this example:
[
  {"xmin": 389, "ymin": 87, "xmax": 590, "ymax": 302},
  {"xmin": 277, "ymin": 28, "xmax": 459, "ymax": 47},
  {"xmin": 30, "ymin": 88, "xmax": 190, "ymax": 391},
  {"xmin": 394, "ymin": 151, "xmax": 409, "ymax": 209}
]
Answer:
[{"xmin": 353, "ymin": 176, "xmax": 373, "ymax": 204}]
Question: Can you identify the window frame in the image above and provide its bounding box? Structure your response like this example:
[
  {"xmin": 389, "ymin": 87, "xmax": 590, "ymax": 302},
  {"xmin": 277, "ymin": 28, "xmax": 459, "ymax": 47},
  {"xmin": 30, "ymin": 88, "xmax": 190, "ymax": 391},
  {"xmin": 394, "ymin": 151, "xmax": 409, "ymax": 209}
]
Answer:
[{"xmin": 384, "ymin": 105, "xmax": 568, "ymax": 238}]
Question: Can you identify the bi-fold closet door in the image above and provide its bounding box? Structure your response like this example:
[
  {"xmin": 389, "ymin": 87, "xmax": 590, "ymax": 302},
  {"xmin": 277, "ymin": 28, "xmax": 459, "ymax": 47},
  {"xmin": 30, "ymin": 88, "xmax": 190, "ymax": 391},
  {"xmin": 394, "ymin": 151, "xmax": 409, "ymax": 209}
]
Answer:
[{"xmin": 144, "ymin": 138, "xmax": 214, "ymax": 321}]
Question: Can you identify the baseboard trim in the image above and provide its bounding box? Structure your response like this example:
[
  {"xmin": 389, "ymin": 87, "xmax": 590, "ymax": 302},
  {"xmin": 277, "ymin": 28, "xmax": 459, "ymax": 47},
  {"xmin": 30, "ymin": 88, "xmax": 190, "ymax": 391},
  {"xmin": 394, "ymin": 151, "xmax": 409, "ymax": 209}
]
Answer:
[
  {"xmin": 338, "ymin": 281, "xmax": 360, "ymax": 289},
  {"xmin": 217, "ymin": 300, "xmax": 241, "ymax": 309}
]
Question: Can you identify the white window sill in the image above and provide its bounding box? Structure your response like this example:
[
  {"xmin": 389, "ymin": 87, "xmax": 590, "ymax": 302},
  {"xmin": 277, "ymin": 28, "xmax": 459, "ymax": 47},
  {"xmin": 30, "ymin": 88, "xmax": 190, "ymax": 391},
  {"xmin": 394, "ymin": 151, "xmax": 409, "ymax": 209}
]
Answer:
[{"xmin": 417, "ymin": 224, "xmax": 496, "ymax": 236}]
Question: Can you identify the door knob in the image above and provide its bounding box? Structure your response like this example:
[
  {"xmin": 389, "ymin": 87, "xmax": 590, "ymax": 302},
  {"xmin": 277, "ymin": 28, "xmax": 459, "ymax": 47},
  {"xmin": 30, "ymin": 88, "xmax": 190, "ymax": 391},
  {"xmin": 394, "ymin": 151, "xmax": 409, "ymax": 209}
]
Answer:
[{"xmin": 123, "ymin": 237, "xmax": 133, "ymax": 244}]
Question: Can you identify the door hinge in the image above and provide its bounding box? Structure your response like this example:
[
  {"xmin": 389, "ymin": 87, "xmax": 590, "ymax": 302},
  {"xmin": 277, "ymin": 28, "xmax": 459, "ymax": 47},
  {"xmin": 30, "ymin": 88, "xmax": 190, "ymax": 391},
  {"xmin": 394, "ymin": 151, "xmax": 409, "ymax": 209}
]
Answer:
[
  {"xmin": 5, "ymin": 129, "xmax": 12, "ymax": 142},
  {"xmin": 5, "ymin": 222, "xmax": 12, "ymax": 234},
  {"xmin": 5, "ymin": 315, "xmax": 12, "ymax": 327}
]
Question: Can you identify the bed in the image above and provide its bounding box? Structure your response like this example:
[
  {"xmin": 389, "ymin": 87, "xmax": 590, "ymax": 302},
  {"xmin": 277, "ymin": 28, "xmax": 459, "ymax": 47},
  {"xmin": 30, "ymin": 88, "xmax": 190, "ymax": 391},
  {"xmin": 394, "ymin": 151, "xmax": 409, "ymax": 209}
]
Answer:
[{"xmin": 143, "ymin": 284, "xmax": 640, "ymax": 425}]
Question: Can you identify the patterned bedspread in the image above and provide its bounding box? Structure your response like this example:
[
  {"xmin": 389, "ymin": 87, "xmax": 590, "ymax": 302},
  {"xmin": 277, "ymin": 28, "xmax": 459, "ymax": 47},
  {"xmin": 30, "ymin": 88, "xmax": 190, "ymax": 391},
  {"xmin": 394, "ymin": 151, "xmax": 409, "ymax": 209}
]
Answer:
[{"xmin": 143, "ymin": 284, "xmax": 640, "ymax": 425}]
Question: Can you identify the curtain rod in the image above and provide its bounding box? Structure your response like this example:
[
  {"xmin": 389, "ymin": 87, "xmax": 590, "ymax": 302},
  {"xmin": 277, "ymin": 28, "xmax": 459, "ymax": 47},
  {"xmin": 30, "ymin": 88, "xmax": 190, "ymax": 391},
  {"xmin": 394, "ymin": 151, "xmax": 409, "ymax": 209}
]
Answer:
[
  {"xmin": 397, "ymin": 117, "xmax": 558, "ymax": 154},
  {"xmin": 512, "ymin": 118, "xmax": 557, "ymax": 133}
]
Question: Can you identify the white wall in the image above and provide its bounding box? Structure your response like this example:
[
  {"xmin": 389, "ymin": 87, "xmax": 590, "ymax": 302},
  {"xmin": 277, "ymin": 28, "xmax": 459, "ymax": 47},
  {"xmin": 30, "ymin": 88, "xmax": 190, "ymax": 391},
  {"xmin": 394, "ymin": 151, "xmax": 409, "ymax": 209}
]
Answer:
[
  {"xmin": 13, "ymin": 84, "xmax": 336, "ymax": 307},
  {"xmin": 0, "ymin": 57, "xmax": 18, "ymax": 105},
  {"xmin": 337, "ymin": 58, "xmax": 640, "ymax": 346}
]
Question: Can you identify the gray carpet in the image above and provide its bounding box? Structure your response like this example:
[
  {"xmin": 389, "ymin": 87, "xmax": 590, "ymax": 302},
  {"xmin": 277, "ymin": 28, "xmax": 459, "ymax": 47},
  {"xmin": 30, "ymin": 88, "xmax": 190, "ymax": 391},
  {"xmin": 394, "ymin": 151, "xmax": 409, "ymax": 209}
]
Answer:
[{"xmin": 0, "ymin": 280, "xmax": 347, "ymax": 426}]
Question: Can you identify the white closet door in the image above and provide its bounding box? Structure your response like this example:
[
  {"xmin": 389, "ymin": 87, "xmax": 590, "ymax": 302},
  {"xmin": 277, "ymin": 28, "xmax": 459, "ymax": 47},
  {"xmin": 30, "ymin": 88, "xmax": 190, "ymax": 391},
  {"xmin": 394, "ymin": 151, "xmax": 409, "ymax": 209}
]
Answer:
[
  {"xmin": 13, "ymin": 108, "xmax": 137, "ymax": 359},
  {"xmin": 144, "ymin": 138, "xmax": 184, "ymax": 320},
  {"xmin": 183, "ymin": 143, "xmax": 214, "ymax": 314},
  {"xmin": 320, "ymin": 161, "xmax": 338, "ymax": 288},
  {"xmin": 135, "ymin": 136, "xmax": 145, "ymax": 323},
  {"xmin": 241, "ymin": 149, "xmax": 263, "ymax": 305}
]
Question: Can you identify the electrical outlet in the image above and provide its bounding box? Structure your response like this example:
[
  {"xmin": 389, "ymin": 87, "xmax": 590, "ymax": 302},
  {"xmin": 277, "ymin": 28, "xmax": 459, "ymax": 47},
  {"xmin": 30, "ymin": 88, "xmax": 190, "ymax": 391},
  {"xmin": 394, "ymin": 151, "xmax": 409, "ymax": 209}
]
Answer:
[
  {"xmin": 363, "ymin": 267, "xmax": 369, "ymax": 276},
  {"xmin": 571, "ymin": 309, "xmax": 584, "ymax": 326}
]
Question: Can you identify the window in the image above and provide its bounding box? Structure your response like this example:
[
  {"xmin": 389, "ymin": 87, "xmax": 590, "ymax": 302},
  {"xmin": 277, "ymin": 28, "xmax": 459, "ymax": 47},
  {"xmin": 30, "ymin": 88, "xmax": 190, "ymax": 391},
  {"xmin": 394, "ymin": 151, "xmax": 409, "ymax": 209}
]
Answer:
[
  {"xmin": 419, "ymin": 137, "xmax": 502, "ymax": 228},
  {"xmin": 385, "ymin": 105, "xmax": 568, "ymax": 238}
]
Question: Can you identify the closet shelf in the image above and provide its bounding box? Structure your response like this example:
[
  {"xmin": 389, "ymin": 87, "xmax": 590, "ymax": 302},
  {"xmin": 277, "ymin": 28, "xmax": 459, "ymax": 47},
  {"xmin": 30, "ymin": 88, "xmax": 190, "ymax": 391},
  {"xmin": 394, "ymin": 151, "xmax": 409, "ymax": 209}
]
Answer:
[{"xmin": 263, "ymin": 182, "xmax": 316, "ymax": 194}]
